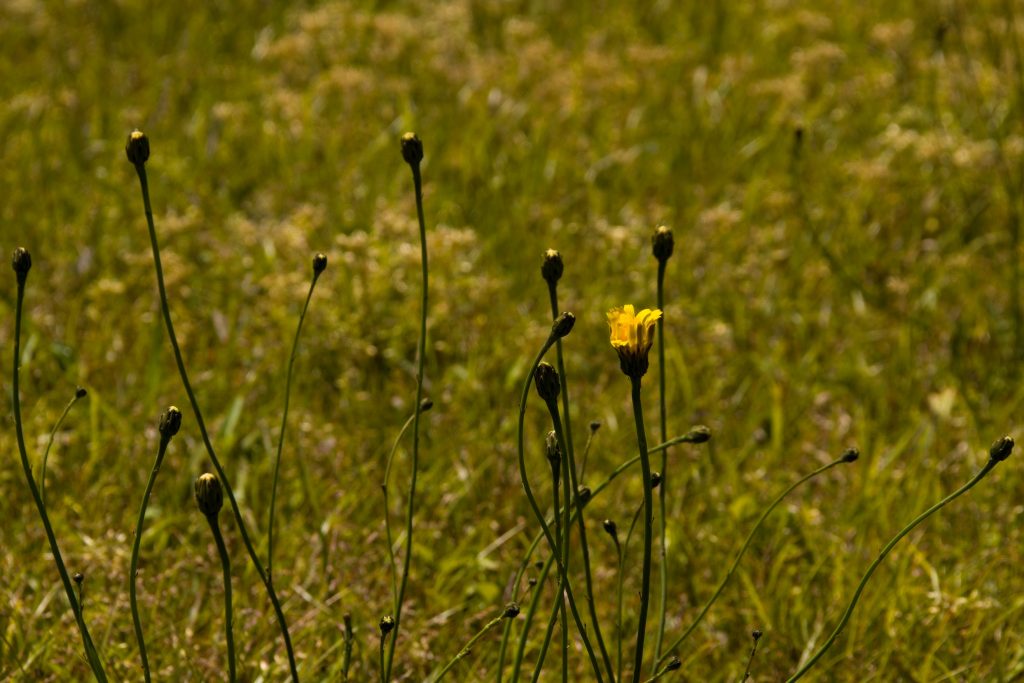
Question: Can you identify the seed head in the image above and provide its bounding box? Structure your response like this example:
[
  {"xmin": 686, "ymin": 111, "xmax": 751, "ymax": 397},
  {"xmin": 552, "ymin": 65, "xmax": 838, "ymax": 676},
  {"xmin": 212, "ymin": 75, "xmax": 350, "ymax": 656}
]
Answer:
[
  {"xmin": 551, "ymin": 311, "xmax": 575, "ymax": 340},
  {"xmin": 125, "ymin": 130, "xmax": 150, "ymax": 165},
  {"xmin": 420, "ymin": 397, "xmax": 434, "ymax": 412},
  {"xmin": 666, "ymin": 656, "xmax": 681, "ymax": 671},
  {"xmin": 75, "ymin": 386, "xmax": 88, "ymax": 399},
  {"xmin": 841, "ymin": 447, "xmax": 860, "ymax": 463},
  {"xmin": 541, "ymin": 249, "xmax": 564, "ymax": 286},
  {"xmin": 159, "ymin": 406, "xmax": 183, "ymax": 438},
  {"xmin": 312, "ymin": 252, "xmax": 328, "ymax": 276},
  {"xmin": 11, "ymin": 247, "xmax": 31, "ymax": 280},
  {"xmin": 379, "ymin": 615, "xmax": 396, "ymax": 636},
  {"xmin": 990, "ymin": 436, "xmax": 1014, "ymax": 463},
  {"xmin": 503, "ymin": 602, "xmax": 521, "ymax": 619},
  {"xmin": 194, "ymin": 473, "xmax": 223, "ymax": 517},
  {"xmin": 534, "ymin": 362, "xmax": 561, "ymax": 403},
  {"xmin": 652, "ymin": 225, "xmax": 674, "ymax": 263},
  {"xmin": 400, "ymin": 132, "xmax": 423, "ymax": 166}
]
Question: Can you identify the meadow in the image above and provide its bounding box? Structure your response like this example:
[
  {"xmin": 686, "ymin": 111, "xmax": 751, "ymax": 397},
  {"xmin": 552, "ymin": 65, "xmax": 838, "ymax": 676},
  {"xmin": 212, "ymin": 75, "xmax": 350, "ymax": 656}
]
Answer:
[{"xmin": 3, "ymin": 0, "xmax": 1024, "ymax": 680}]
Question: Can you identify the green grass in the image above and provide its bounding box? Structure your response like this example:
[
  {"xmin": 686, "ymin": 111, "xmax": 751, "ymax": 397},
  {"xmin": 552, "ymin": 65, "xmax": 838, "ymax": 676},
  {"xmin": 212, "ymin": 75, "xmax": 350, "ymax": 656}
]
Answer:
[{"xmin": 3, "ymin": 0, "xmax": 1024, "ymax": 679}]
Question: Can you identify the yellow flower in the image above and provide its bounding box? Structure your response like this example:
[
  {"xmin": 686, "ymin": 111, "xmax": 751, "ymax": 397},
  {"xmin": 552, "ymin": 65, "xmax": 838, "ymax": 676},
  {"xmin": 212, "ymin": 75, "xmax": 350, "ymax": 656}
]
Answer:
[{"xmin": 607, "ymin": 305, "xmax": 662, "ymax": 377}]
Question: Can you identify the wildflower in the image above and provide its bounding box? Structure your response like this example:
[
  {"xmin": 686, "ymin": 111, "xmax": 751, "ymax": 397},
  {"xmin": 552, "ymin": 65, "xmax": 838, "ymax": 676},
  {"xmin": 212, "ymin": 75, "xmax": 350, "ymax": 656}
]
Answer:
[
  {"xmin": 313, "ymin": 252, "xmax": 328, "ymax": 276},
  {"xmin": 11, "ymin": 247, "xmax": 31, "ymax": 279},
  {"xmin": 400, "ymin": 132, "xmax": 423, "ymax": 166},
  {"xmin": 534, "ymin": 362, "xmax": 561, "ymax": 402},
  {"xmin": 379, "ymin": 615, "xmax": 396, "ymax": 636},
  {"xmin": 607, "ymin": 305, "xmax": 662, "ymax": 378},
  {"xmin": 542, "ymin": 249, "xmax": 564, "ymax": 285},
  {"xmin": 125, "ymin": 130, "xmax": 150, "ymax": 165},
  {"xmin": 551, "ymin": 311, "xmax": 575, "ymax": 339},
  {"xmin": 194, "ymin": 473, "xmax": 224, "ymax": 517},
  {"xmin": 159, "ymin": 406, "xmax": 182, "ymax": 438},
  {"xmin": 990, "ymin": 436, "xmax": 1014, "ymax": 462}
]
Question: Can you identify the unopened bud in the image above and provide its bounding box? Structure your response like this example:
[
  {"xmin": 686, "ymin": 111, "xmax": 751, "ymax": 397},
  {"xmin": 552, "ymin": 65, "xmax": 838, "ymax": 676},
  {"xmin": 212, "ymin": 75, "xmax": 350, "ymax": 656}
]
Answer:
[
  {"xmin": 75, "ymin": 386, "xmax": 88, "ymax": 399},
  {"xmin": 159, "ymin": 406, "xmax": 182, "ymax": 438},
  {"xmin": 420, "ymin": 397, "xmax": 434, "ymax": 412},
  {"xmin": 400, "ymin": 132, "xmax": 423, "ymax": 166},
  {"xmin": 503, "ymin": 602, "xmax": 521, "ymax": 619},
  {"xmin": 666, "ymin": 656, "xmax": 681, "ymax": 671},
  {"xmin": 841, "ymin": 447, "xmax": 859, "ymax": 463},
  {"xmin": 650, "ymin": 472, "xmax": 662, "ymax": 489},
  {"xmin": 541, "ymin": 249, "xmax": 564, "ymax": 286},
  {"xmin": 990, "ymin": 436, "xmax": 1014, "ymax": 462},
  {"xmin": 528, "ymin": 577, "xmax": 538, "ymax": 587},
  {"xmin": 11, "ymin": 247, "xmax": 31, "ymax": 280},
  {"xmin": 652, "ymin": 225, "xmax": 674, "ymax": 263},
  {"xmin": 73, "ymin": 572, "xmax": 84, "ymax": 585},
  {"xmin": 602, "ymin": 519, "xmax": 617, "ymax": 539},
  {"xmin": 546, "ymin": 430, "xmax": 561, "ymax": 484},
  {"xmin": 752, "ymin": 629, "xmax": 763, "ymax": 641},
  {"xmin": 534, "ymin": 362, "xmax": 561, "ymax": 403},
  {"xmin": 379, "ymin": 615, "xmax": 396, "ymax": 636},
  {"xmin": 125, "ymin": 130, "xmax": 150, "ymax": 165},
  {"xmin": 577, "ymin": 486, "xmax": 592, "ymax": 505},
  {"xmin": 194, "ymin": 473, "xmax": 223, "ymax": 517},
  {"xmin": 589, "ymin": 421, "xmax": 601, "ymax": 432},
  {"xmin": 312, "ymin": 252, "xmax": 328, "ymax": 276},
  {"xmin": 686, "ymin": 425, "xmax": 711, "ymax": 444},
  {"xmin": 551, "ymin": 311, "xmax": 575, "ymax": 340}
]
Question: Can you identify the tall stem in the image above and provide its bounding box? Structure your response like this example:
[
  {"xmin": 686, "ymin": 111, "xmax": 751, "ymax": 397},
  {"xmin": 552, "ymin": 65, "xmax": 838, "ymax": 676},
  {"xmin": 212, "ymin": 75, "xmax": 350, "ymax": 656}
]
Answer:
[
  {"xmin": 385, "ymin": 158, "xmax": 429, "ymax": 680},
  {"xmin": 208, "ymin": 516, "xmax": 236, "ymax": 683},
  {"xmin": 653, "ymin": 259, "xmax": 669, "ymax": 668},
  {"xmin": 435, "ymin": 611, "xmax": 508, "ymax": 682},
  {"xmin": 40, "ymin": 390, "xmax": 84, "ymax": 509},
  {"xmin": 130, "ymin": 434, "xmax": 171, "ymax": 683},
  {"xmin": 132, "ymin": 162, "xmax": 298, "ymax": 680},
  {"xmin": 629, "ymin": 375, "xmax": 654, "ymax": 683},
  {"xmin": 11, "ymin": 276, "xmax": 108, "ymax": 682}
]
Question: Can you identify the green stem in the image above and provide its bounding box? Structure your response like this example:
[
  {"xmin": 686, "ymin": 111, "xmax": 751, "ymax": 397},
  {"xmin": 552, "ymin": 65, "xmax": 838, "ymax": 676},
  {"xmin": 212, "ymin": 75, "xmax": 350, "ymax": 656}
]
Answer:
[
  {"xmin": 786, "ymin": 458, "xmax": 1000, "ymax": 682},
  {"xmin": 613, "ymin": 533, "xmax": 624, "ymax": 683},
  {"xmin": 268, "ymin": 269, "xmax": 323, "ymax": 583},
  {"xmin": 512, "ymin": 554, "xmax": 555, "ymax": 679},
  {"xmin": 384, "ymin": 158, "xmax": 429, "ymax": 682},
  {"xmin": 643, "ymin": 659, "xmax": 679, "ymax": 683},
  {"xmin": 530, "ymin": 452, "xmax": 566, "ymax": 682},
  {"xmin": 380, "ymin": 634, "xmax": 389, "ymax": 683},
  {"xmin": 653, "ymin": 259, "xmax": 669, "ymax": 669},
  {"xmin": 40, "ymin": 390, "xmax": 84, "ymax": 509},
  {"xmin": 132, "ymin": 162, "xmax": 298, "ymax": 680},
  {"xmin": 207, "ymin": 516, "xmax": 236, "ymax": 682},
  {"xmin": 629, "ymin": 375, "xmax": 654, "ymax": 683},
  {"xmin": 435, "ymin": 611, "xmax": 508, "ymax": 682},
  {"xmin": 658, "ymin": 456, "xmax": 852, "ymax": 665},
  {"xmin": 130, "ymin": 433, "xmax": 171, "ymax": 683},
  {"xmin": 383, "ymin": 411, "xmax": 418, "ymax": 615},
  {"xmin": 620, "ymin": 499, "xmax": 645, "ymax": 683},
  {"xmin": 511, "ymin": 337, "xmax": 604, "ymax": 683},
  {"xmin": 341, "ymin": 613, "xmax": 353, "ymax": 683},
  {"xmin": 11, "ymin": 277, "xmax": 108, "ymax": 682}
]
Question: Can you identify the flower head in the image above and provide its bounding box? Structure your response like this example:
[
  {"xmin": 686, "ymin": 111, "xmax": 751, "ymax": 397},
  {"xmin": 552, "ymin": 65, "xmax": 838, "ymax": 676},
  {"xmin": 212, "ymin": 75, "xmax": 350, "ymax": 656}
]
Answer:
[{"xmin": 607, "ymin": 305, "xmax": 662, "ymax": 377}]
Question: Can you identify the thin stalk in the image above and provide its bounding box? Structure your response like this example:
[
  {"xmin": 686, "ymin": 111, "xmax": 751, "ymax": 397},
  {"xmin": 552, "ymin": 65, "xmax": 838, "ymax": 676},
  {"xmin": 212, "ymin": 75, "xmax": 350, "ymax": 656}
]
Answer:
[
  {"xmin": 512, "ymin": 554, "xmax": 555, "ymax": 679},
  {"xmin": 268, "ymin": 267, "xmax": 324, "ymax": 583},
  {"xmin": 384, "ymin": 152, "xmax": 430, "ymax": 682},
  {"xmin": 40, "ymin": 389, "xmax": 85, "ymax": 509},
  {"xmin": 653, "ymin": 258, "xmax": 669, "ymax": 668},
  {"xmin": 786, "ymin": 457, "xmax": 1003, "ymax": 682},
  {"xmin": 578, "ymin": 425, "xmax": 598, "ymax": 483},
  {"xmin": 130, "ymin": 432, "xmax": 172, "ymax": 683},
  {"xmin": 530, "ymin": 584, "xmax": 563, "ymax": 683},
  {"xmin": 383, "ymin": 411, "xmax": 418, "ymax": 613},
  {"xmin": 629, "ymin": 375, "xmax": 654, "ymax": 683},
  {"xmin": 207, "ymin": 515, "xmax": 236, "ymax": 682},
  {"xmin": 620, "ymin": 499, "xmax": 645, "ymax": 683},
  {"xmin": 610, "ymin": 531, "xmax": 623, "ymax": 683},
  {"xmin": 740, "ymin": 632, "xmax": 761, "ymax": 682},
  {"xmin": 379, "ymin": 633, "xmax": 390, "ymax": 683},
  {"xmin": 658, "ymin": 454, "xmax": 855, "ymax": 665},
  {"xmin": 643, "ymin": 658, "xmax": 679, "ymax": 682},
  {"xmin": 131, "ymin": 160, "xmax": 298, "ymax": 680},
  {"xmin": 530, "ymin": 449, "xmax": 566, "ymax": 682},
  {"xmin": 11, "ymin": 272, "xmax": 108, "ymax": 682},
  {"xmin": 341, "ymin": 613, "xmax": 354, "ymax": 683},
  {"xmin": 435, "ymin": 610, "xmax": 509, "ymax": 682},
  {"xmin": 511, "ymin": 336, "xmax": 604, "ymax": 683}
]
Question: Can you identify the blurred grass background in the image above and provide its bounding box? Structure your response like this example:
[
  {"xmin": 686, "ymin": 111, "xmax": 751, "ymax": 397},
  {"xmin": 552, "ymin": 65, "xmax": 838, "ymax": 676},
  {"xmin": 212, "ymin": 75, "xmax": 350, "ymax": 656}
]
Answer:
[{"xmin": 3, "ymin": 0, "xmax": 1024, "ymax": 679}]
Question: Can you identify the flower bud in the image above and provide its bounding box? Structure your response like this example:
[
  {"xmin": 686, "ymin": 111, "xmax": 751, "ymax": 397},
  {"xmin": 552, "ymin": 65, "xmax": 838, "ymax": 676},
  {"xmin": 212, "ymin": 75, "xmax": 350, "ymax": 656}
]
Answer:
[
  {"xmin": 73, "ymin": 572, "xmax": 84, "ymax": 585},
  {"xmin": 602, "ymin": 519, "xmax": 617, "ymax": 539},
  {"xmin": 312, "ymin": 252, "xmax": 328, "ymax": 276},
  {"xmin": 400, "ymin": 132, "xmax": 423, "ymax": 166},
  {"xmin": 379, "ymin": 615, "xmax": 396, "ymax": 636},
  {"xmin": 990, "ymin": 436, "xmax": 1014, "ymax": 462},
  {"xmin": 194, "ymin": 473, "xmax": 223, "ymax": 517},
  {"xmin": 752, "ymin": 629, "xmax": 763, "ymax": 641},
  {"xmin": 578, "ymin": 486, "xmax": 592, "ymax": 504},
  {"xmin": 546, "ymin": 430, "xmax": 561, "ymax": 485},
  {"xmin": 652, "ymin": 225, "xmax": 674, "ymax": 263},
  {"xmin": 534, "ymin": 362, "xmax": 561, "ymax": 403},
  {"xmin": 541, "ymin": 249, "xmax": 564, "ymax": 286},
  {"xmin": 686, "ymin": 425, "xmax": 711, "ymax": 444},
  {"xmin": 75, "ymin": 386, "xmax": 88, "ymax": 399},
  {"xmin": 125, "ymin": 130, "xmax": 150, "ymax": 165},
  {"xmin": 159, "ymin": 406, "xmax": 183, "ymax": 438},
  {"xmin": 589, "ymin": 421, "xmax": 601, "ymax": 432},
  {"xmin": 420, "ymin": 397, "xmax": 434, "ymax": 412},
  {"xmin": 650, "ymin": 471, "xmax": 662, "ymax": 489},
  {"xmin": 841, "ymin": 447, "xmax": 859, "ymax": 463},
  {"xmin": 11, "ymin": 247, "xmax": 31, "ymax": 280},
  {"xmin": 528, "ymin": 577, "xmax": 538, "ymax": 587},
  {"xmin": 503, "ymin": 602, "xmax": 521, "ymax": 619},
  {"xmin": 551, "ymin": 311, "xmax": 575, "ymax": 340},
  {"xmin": 666, "ymin": 656, "xmax": 681, "ymax": 671}
]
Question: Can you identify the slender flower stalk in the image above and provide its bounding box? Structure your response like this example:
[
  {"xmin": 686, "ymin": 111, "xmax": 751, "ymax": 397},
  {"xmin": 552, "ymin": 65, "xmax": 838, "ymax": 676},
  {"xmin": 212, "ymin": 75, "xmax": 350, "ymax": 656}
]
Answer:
[
  {"xmin": 379, "ymin": 616, "xmax": 395, "ymax": 683},
  {"xmin": 130, "ymin": 406, "xmax": 182, "ymax": 682},
  {"xmin": 619, "ymin": 496, "xmax": 647, "ymax": 683},
  {"xmin": 126, "ymin": 130, "xmax": 299, "ymax": 680},
  {"xmin": 10, "ymin": 248, "xmax": 108, "ymax": 682},
  {"xmin": 39, "ymin": 386, "xmax": 87, "ymax": 509},
  {"xmin": 643, "ymin": 656, "xmax": 681, "ymax": 682},
  {"xmin": 341, "ymin": 613, "xmax": 354, "ymax": 683},
  {"xmin": 657, "ymin": 449, "xmax": 860, "ymax": 665},
  {"xmin": 543, "ymin": 250, "xmax": 614, "ymax": 680},
  {"xmin": 196, "ymin": 473, "xmax": 235, "ymax": 682},
  {"xmin": 435, "ymin": 604, "xmax": 520, "ymax": 682},
  {"xmin": 268, "ymin": 253, "xmax": 327, "ymax": 583},
  {"xmin": 530, "ymin": 430, "xmax": 568, "ymax": 681},
  {"xmin": 651, "ymin": 225, "xmax": 674, "ymax": 667},
  {"xmin": 786, "ymin": 437, "xmax": 1013, "ymax": 682},
  {"xmin": 384, "ymin": 132, "xmax": 430, "ymax": 681},
  {"xmin": 741, "ymin": 630, "xmax": 763, "ymax": 682}
]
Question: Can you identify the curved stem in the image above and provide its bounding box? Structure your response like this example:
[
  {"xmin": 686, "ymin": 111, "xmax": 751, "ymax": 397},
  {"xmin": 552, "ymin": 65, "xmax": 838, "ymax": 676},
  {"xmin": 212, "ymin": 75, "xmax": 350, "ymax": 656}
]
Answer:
[
  {"xmin": 268, "ymin": 270, "xmax": 323, "ymax": 582},
  {"xmin": 620, "ymin": 498, "xmax": 645, "ymax": 683},
  {"xmin": 208, "ymin": 516, "xmax": 236, "ymax": 682},
  {"xmin": 383, "ymin": 411, "xmax": 418, "ymax": 611},
  {"xmin": 658, "ymin": 456, "xmax": 851, "ymax": 665},
  {"xmin": 130, "ymin": 434, "xmax": 171, "ymax": 683},
  {"xmin": 786, "ymin": 458, "xmax": 999, "ymax": 682},
  {"xmin": 11, "ymin": 278, "xmax": 108, "ymax": 682},
  {"xmin": 512, "ymin": 554, "xmax": 555, "ymax": 679},
  {"xmin": 629, "ymin": 375, "xmax": 654, "ymax": 683},
  {"xmin": 384, "ymin": 159, "xmax": 429, "ymax": 681},
  {"xmin": 653, "ymin": 259, "xmax": 669, "ymax": 669},
  {"xmin": 530, "ymin": 453, "xmax": 566, "ymax": 682},
  {"xmin": 132, "ymin": 162, "xmax": 298, "ymax": 680},
  {"xmin": 435, "ymin": 611, "xmax": 508, "ymax": 682},
  {"xmin": 40, "ymin": 390, "xmax": 84, "ymax": 509}
]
